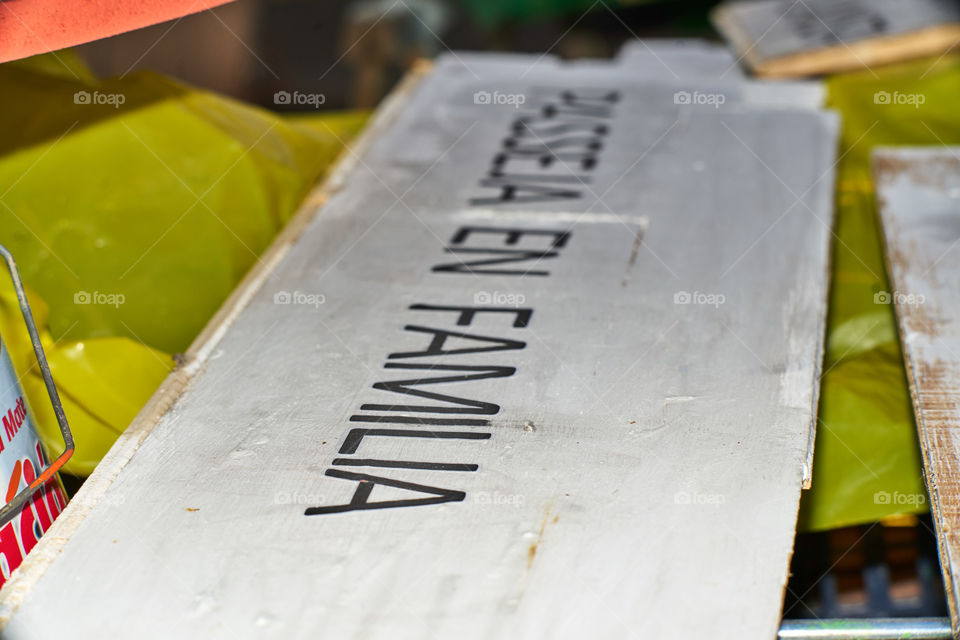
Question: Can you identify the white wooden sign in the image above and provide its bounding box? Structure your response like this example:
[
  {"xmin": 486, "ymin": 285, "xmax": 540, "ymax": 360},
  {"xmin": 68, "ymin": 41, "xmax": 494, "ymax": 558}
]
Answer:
[
  {"xmin": 0, "ymin": 45, "xmax": 839, "ymax": 639},
  {"xmin": 874, "ymin": 147, "xmax": 960, "ymax": 635}
]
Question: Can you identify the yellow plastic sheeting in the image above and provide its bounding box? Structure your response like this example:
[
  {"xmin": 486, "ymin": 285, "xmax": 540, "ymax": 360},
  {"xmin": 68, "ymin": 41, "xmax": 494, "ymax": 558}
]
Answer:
[
  {"xmin": 0, "ymin": 54, "xmax": 368, "ymax": 474},
  {"xmin": 799, "ymin": 54, "xmax": 960, "ymax": 531},
  {"xmin": 0, "ymin": 280, "xmax": 172, "ymax": 476}
]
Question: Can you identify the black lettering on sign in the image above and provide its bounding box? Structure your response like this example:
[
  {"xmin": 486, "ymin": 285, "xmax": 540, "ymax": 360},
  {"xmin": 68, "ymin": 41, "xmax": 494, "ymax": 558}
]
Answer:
[
  {"xmin": 469, "ymin": 178, "xmax": 585, "ymax": 206},
  {"xmin": 305, "ymin": 469, "xmax": 466, "ymax": 515},
  {"xmin": 556, "ymin": 90, "xmax": 619, "ymax": 110},
  {"xmin": 360, "ymin": 363, "xmax": 515, "ymax": 415},
  {"xmin": 450, "ymin": 226, "xmax": 570, "ymax": 248},
  {"xmin": 433, "ymin": 248, "xmax": 559, "ymax": 276},
  {"xmin": 332, "ymin": 458, "xmax": 479, "ymax": 472},
  {"xmin": 388, "ymin": 326, "xmax": 525, "ymax": 359},
  {"xmin": 307, "ymin": 91, "xmax": 591, "ymax": 513},
  {"xmin": 349, "ymin": 415, "xmax": 491, "ymax": 426},
  {"xmin": 503, "ymin": 136, "xmax": 602, "ymax": 165},
  {"xmin": 433, "ymin": 226, "xmax": 570, "ymax": 277},
  {"xmin": 505, "ymin": 136, "xmax": 602, "ymax": 153},
  {"xmin": 487, "ymin": 166, "xmax": 591, "ymax": 183},
  {"xmin": 512, "ymin": 120, "xmax": 608, "ymax": 138},
  {"xmin": 339, "ymin": 428, "xmax": 492, "ymax": 455},
  {"xmin": 408, "ymin": 304, "xmax": 532, "ymax": 328},
  {"xmin": 470, "ymin": 88, "xmax": 619, "ymax": 206}
]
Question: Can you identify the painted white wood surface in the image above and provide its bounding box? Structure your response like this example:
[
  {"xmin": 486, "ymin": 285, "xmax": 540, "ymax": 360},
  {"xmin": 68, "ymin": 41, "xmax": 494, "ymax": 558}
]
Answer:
[
  {"xmin": 616, "ymin": 38, "xmax": 745, "ymax": 78},
  {"xmin": 615, "ymin": 38, "xmax": 826, "ymax": 114},
  {"xmin": 874, "ymin": 148, "xmax": 960, "ymax": 635},
  {"xmin": 0, "ymin": 47, "xmax": 839, "ymax": 639}
]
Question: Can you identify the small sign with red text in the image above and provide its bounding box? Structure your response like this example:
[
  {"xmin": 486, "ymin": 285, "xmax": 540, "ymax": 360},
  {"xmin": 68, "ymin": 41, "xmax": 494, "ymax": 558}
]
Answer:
[{"xmin": 0, "ymin": 342, "xmax": 66, "ymax": 586}]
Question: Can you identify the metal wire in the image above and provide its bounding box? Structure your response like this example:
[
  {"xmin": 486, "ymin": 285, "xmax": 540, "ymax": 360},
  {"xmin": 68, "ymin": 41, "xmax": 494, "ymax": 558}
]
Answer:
[
  {"xmin": 0, "ymin": 244, "xmax": 74, "ymax": 526},
  {"xmin": 779, "ymin": 617, "xmax": 953, "ymax": 639}
]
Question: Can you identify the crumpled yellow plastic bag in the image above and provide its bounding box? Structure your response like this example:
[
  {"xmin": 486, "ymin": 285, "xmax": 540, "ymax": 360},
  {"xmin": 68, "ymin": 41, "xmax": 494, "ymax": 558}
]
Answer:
[
  {"xmin": 0, "ymin": 51, "xmax": 367, "ymax": 475},
  {"xmin": 0, "ymin": 279, "xmax": 174, "ymax": 477},
  {"xmin": 798, "ymin": 53, "xmax": 960, "ymax": 531}
]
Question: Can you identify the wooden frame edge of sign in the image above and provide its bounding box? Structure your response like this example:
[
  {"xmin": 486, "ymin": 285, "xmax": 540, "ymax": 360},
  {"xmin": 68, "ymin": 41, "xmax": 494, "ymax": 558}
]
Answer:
[{"xmin": 0, "ymin": 60, "xmax": 435, "ymax": 626}]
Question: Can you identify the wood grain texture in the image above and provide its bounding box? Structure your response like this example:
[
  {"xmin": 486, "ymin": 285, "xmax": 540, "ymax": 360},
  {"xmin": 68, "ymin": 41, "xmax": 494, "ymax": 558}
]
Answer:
[
  {"xmin": 0, "ymin": 47, "xmax": 838, "ymax": 639},
  {"xmin": 874, "ymin": 147, "xmax": 960, "ymax": 635},
  {"xmin": 712, "ymin": 0, "xmax": 960, "ymax": 78}
]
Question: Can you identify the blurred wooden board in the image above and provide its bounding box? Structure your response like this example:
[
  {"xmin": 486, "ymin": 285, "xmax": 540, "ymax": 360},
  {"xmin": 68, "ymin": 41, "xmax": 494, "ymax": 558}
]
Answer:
[
  {"xmin": 0, "ymin": 49, "xmax": 838, "ymax": 639},
  {"xmin": 875, "ymin": 147, "xmax": 960, "ymax": 635},
  {"xmin": 616, "ymin": 38, "xmax": 746, "ymax": 79},
  {"xmin": 713, "ymin": 0, "xmax": 960, "ymax": 78},
  {"xmin": 615, "ymin": 39, "xmax": 824, "ymax": 109}
]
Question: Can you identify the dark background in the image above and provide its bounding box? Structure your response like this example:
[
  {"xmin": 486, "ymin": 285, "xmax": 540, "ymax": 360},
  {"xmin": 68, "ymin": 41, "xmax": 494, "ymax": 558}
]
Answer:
[{"xmin": 74, "ymin": 0, "xmax": 722, "ymax": 110}]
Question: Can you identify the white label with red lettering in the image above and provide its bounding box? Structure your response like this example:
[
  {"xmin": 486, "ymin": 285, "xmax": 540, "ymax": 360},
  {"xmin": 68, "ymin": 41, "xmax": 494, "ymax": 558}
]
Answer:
[{"xmin": 0, "ymin": 340, "xmax": 66, "ymax": 587}]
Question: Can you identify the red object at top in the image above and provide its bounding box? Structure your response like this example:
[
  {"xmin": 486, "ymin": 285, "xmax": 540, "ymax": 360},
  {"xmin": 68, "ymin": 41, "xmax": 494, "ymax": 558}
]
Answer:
[{"xmin": 0, "ymin": 0, "xmax": 234, "ymax": 63}]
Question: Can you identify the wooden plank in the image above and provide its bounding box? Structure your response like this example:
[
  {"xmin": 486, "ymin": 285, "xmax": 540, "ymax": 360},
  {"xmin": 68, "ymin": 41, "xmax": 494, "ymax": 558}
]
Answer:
[
  {"xmin": 874, "ymin": 147, "xmax": 960, "ymax": 635},
  {"xmin": 616, "ymin": 39, "xmax": 825, "ymax": 114},
  {"xmin": 615, "ymin": 38, "xmax": 746, "ymax": 79},
  {"xmin": 0, "ymin": 51, "xmax": 838, "ymax": 639},
  {"xmin": 713, "ymin": 0, "xmax": 960, "ymax": 78}
]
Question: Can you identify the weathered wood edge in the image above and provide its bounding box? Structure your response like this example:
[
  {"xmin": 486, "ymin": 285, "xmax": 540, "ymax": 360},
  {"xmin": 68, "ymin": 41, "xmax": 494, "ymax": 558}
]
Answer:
[
  {"xmin": 709, "ymin": 4, "xmax": 760, "ymax": 73},
  {"xmin": 872, "ymin": 147, "xmax": 960, "ymax": 636},
  {"xmin": 711, "ymin": 3, "xmax": 960, "ymax": 79},
  {"xmin": 752, "ymin": 24, "xmax": 960, "ymax": 78},
  {"xmin": 0, "ymin": 59, "xmax": 434, "ymax": 627},
  {"xmin": 803, "ymin": 201, "xmax": 835, "ymax": 492},
  {"xmin": 710, "ymin": 2, "xmax": 827, "ymax": 489}
]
